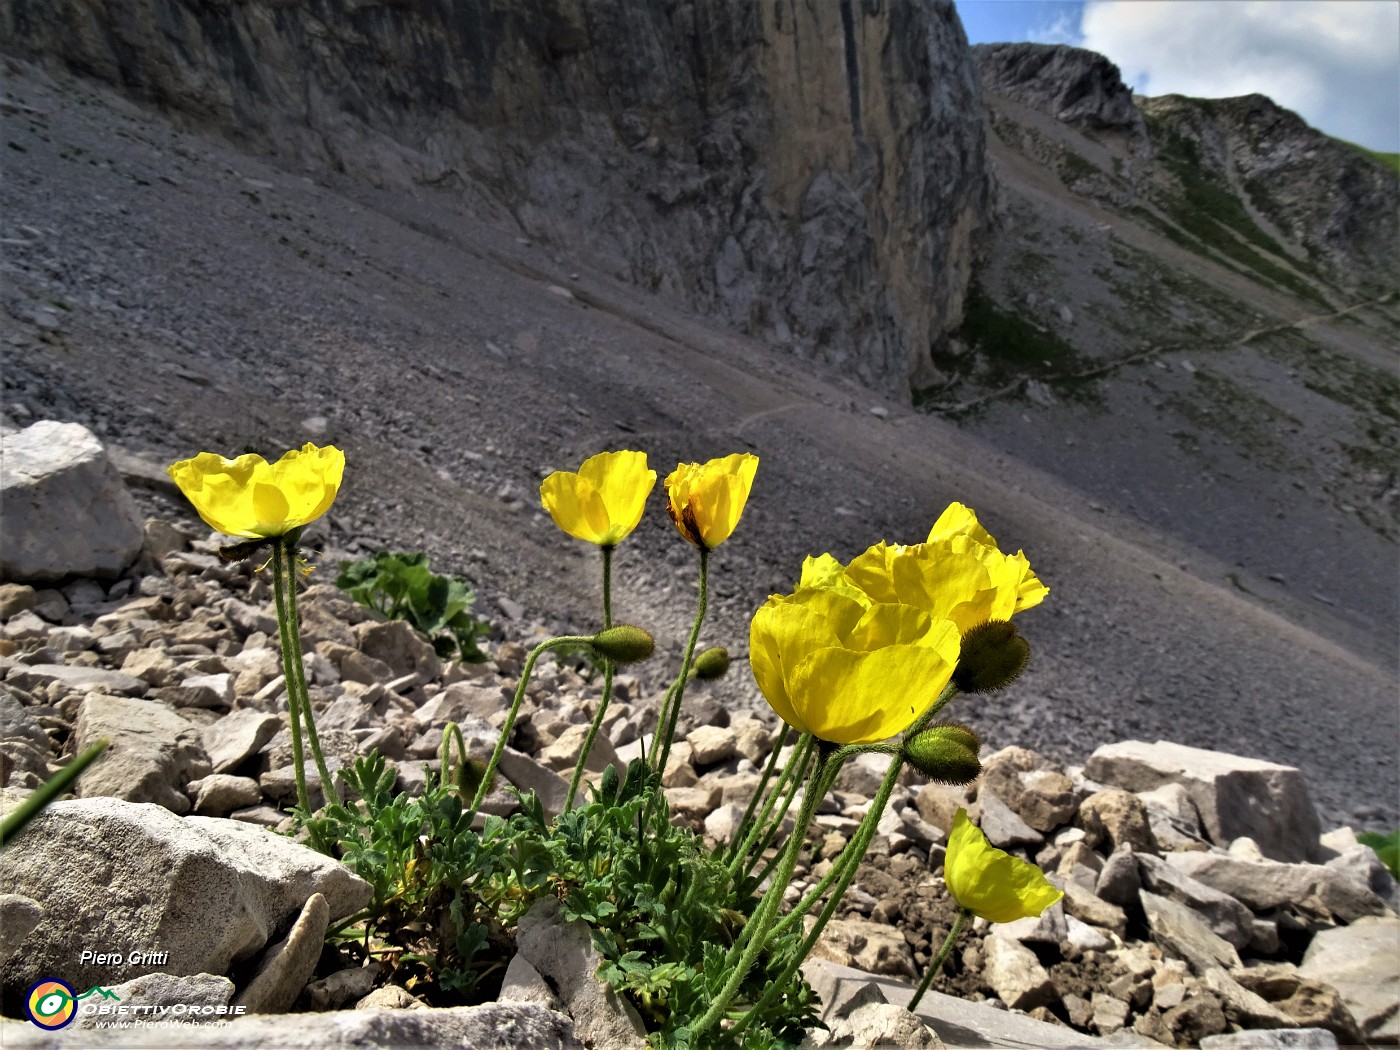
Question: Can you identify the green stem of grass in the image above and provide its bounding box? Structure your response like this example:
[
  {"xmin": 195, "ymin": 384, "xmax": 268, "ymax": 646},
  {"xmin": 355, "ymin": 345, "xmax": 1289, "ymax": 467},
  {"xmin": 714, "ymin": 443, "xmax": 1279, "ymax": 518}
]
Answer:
[
  {"xmin": 0, "ymin": 740, "xmax": 108, "ymax": 849},
  {"xmin": 723, "ymin": 723, "xmax": 791, "ymax": 867},
  {"xmin": 732, "ymin": 735, "xmax": 815, "ymax": 885},
  {"xmin": 271, "ymin": 539, "xmax": 313, "ymax": 814},
  {"xmin": 277, "ymin": 539, "xmax": 336, "ymax": 806},
  {"xmin": 651, "ymin": 548, "xmax": 708, "ymax": 780}
]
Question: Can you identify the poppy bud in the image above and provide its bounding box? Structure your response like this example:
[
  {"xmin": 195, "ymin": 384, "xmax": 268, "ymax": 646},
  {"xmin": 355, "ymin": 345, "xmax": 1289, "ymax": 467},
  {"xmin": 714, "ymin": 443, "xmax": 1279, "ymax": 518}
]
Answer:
[
  {"xmin": 692, "ymin": 647, "xmax": 731, "ymax": 680},
  {"xmin": 902, "ymin": 723, "xmax": 982, "ymax": 784},
  {"xmin": 591, "ymin": 625, "xmax": 656, "ymax": 665},
  {"xmin": 953, "ymin": 620, "xmax": 1030, "ymax": 694}
]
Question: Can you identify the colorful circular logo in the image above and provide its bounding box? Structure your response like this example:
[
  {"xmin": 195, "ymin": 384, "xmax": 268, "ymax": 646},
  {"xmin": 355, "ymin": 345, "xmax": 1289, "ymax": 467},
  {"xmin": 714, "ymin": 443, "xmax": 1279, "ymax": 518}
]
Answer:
[{"xmin": 26, "ymin": 979, "xmax": 77, "ymax": 1030}]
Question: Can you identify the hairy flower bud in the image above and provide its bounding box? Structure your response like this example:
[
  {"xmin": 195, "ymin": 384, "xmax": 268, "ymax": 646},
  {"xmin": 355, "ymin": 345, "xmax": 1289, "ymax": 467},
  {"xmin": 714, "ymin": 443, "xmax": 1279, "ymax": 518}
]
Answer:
[
  {"xmin": 590, "ymin": 625, "xmax": 656, "ymax": 665},
  {"xmin": 953, "ymin": 620, "xmax": 1030, "ymax": 694},
  {"xmin": 692, "ymin": 647, "xmax": 731, "ymax": 680},
  {"xmin": 902, "ymin": 723, "xmax": 982, "ymax": 784}
]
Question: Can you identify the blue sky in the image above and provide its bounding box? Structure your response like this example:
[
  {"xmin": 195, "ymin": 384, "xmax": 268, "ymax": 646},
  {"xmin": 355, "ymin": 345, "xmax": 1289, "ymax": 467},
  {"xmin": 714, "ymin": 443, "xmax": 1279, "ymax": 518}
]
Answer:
[{"xmin": 955, "ymin": 1, "xmax": 1400, "ymax": 152}]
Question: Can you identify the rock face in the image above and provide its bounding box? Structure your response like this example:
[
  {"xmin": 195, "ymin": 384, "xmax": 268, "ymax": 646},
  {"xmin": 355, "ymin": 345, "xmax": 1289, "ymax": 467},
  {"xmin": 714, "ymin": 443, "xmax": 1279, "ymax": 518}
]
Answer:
[
  {"xmin": 1, "ymin": 0, "xmax": 990, "ymax": 395},
  {"xmin": 972, "ymin": 43, "xmax": 1144, "ymax": 134},
  {"xmin": 1138, "ymin": 91, "xmax": 1399, "ymax": 296},
  {"xmin": 0, "ymin": 421, "xmax": 145, "ymax": 582}
]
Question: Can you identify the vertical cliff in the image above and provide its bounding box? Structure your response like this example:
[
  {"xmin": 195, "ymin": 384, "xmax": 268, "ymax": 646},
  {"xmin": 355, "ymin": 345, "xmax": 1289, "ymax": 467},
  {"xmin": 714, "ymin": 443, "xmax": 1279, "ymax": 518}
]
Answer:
[{"xmin": 1, "ymin": 0, "xmax": 990, "ymax": 395}]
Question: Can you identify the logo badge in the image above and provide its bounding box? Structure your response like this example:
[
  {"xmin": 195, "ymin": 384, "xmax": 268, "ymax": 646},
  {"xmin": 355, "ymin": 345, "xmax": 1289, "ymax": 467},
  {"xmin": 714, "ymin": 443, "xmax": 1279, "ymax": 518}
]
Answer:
[{"xmin": 26, "ymin": 979, "xmax": 77, "ymax": 1030}]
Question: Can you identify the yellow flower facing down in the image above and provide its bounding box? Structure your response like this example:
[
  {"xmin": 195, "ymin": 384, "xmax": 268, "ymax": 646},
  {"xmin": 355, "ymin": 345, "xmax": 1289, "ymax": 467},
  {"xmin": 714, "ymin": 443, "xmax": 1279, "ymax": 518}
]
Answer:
[
  {"xmin": 665, "ymin": 453, "xmax": 758, "ymax": 550},
  {"xmin": 945, "ymin": 808, "xmax": 1063, "ymax": 923},
  {"xmin": 749, "ymin": 586, "xmax": 960, "ymax": 745},
  {"xmin": 167, "ymin": 443, "xmax": 345, "ymax": 539},
  {"xmin": 540, "ymin": 450, "xmax": 656, "ymax": 547}
]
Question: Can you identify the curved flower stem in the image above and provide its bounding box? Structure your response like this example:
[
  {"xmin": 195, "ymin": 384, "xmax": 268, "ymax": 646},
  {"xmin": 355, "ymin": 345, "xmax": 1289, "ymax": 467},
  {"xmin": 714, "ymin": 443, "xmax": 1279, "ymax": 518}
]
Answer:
[
  {"xmin": 731, "ymin": 751, "xmax": 905, "ymax": 1037},
  {"xmin": 651, "ymin": 547, "xmax": 708, "ymax": 780},
  {"xmin": 565, "ymin": 546, "xmax": 615, "ymax": 811},
  {"xmin": 468, "ymin": 634, "xmax": 595, "ymax": 819},
  {"xmin": 690, "ymin": 736, "xmax": 828, "ymax": 1040},
  {"xmin": 723, "ymin": 723, "xmax": 791, "ymax": 867},
  {"xmin": 274, "ymin": 538, "xmax": 336, "ymax": 806},
  {"xmin": 732, "ymin": 735, "xmax": 815, "ymax": 884},
  {"xmin": 909, "ymin": 907, "xmax": 971, "ymax": 1013}
]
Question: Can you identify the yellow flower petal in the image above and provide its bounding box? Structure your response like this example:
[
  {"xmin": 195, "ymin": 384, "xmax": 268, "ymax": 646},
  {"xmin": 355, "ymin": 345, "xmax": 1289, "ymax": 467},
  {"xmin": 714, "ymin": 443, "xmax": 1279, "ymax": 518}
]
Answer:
[
  {"xmin": 945, "ymin": 808, "xmax": 1063, "ymax": 923},
  {"xmin": 789, "ymin": 638, "xmax": 958, "ymax": 745},
  {"xmin": 540, "ymin": 450, "xmax": 656, "ymax": 546},
  {"xmin": 166, "ymin": 443, "xmax": 344, "ymax": 539},
  {"xmin": 664, "ymin": 453, "xmax": 758, "ymax": 549},
  {"xmin": 751, "ymin": 591, "xmax": 959, "ymax": 745}
]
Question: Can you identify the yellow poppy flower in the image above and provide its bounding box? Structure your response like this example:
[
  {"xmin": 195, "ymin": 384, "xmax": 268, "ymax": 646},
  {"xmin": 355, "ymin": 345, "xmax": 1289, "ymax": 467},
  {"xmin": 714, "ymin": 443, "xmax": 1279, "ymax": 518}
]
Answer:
[
  {"xmin": 944, "ymin": 808, "xmax": 1063, "ymax": 923},
  {"xmin": 540, "ymin": 450, "xmax": 656, "ymax": 547},
  {"xmin": 840, "ymin": 503, "xmax": 1047, "ymax": 632},
  {"xmin": 749, "ymin": 587, "xmax": 960, "ymax": 745},
  {"xmin": 926, "ymin": 503, "xmax": 1048, "ymax": 617},
  {"xmin": 665, "ymin": 453, "xmax": 758, "ymax": 549},
  {"xmin": 166, "ymin": 443, "xmax": 345, "ymax": 539}
]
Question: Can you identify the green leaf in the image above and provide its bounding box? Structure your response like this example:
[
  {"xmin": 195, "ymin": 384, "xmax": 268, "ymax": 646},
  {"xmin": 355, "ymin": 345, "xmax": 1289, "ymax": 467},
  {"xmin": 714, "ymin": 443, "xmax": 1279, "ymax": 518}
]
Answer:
[{"xmin": 1357, "ymin": 829, "xmax": 1400, "ymax": 880}]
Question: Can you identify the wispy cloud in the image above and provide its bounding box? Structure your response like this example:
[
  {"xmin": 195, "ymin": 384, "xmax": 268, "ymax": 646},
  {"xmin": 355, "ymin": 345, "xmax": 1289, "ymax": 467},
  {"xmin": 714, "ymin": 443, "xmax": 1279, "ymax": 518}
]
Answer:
[
  {"xmin": 1027, "ymin": 10, "xmax": 1084, "ymax": 46},
  {"xmin": 1079, "ymin": 0, "xmax": 1400, "ymax": 151}
]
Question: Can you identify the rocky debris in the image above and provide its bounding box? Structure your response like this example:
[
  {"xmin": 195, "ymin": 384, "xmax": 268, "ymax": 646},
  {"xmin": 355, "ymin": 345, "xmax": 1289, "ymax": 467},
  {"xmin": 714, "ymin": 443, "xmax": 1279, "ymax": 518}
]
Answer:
[
  {"xmin": 1077, "ymin": 787, "xmax": 1160, "ymax": 856},
  {"xmin": 0, "ymin": 505, "xmax": 1394, "ymax": 1048},
  {"xmin": 810, "ymin": 917, "xmax": 917, "ymax": 979},
  {"xmin": 1298, "ymin": 915, "xmax": 1400, "ymax": 1044},
  {"xmin": 973, "ymin": 43, "xmax": 1146, "ymax": 135},
  {"xmin": 1199, "ymin": 1030, "xmax": 1343, "ymax": 1050},
  {"xmin": 0, "ymin": 895, "xmax": 42, "ymax": 968},
  {"xmin": 0, "ymin": 420, "xmax": 145, "ymax": 582},
  {"xmin": 982, "ymin": 931, "xmax": 1057, "ymax": 1010},
  {"xmin": 74, "ymin": 693, "xmax": 210, "ymax": 812}
]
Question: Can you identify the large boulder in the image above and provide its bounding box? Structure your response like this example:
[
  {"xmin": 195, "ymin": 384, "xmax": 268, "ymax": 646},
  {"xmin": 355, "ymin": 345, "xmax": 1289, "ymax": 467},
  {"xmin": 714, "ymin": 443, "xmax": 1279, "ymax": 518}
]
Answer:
[
  {"xmin": 0, "ymin": 797, "xmax": 371, "ymax": 998},
  {"xmin": 1085, "ymin": 741, "xmax": 1322, "ymax": 862},
  {"xmin": 0, "ymin": 421, "xmax": 145, "ymax": 582}
]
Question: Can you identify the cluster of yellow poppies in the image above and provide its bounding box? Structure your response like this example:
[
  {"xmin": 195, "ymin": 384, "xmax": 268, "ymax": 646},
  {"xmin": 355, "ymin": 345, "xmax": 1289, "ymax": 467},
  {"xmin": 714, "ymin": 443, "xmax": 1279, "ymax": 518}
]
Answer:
[
  {"xmin": 751, "ymin": 503, "xmax": 1047, "ymax": 746},
  {"xmin": 166, "ymin": 440, "xmax": 1064, "ymax": 1018},
  {"xmin": 538, "ymin": 449, "xmax": 759, "ymax": 551}
]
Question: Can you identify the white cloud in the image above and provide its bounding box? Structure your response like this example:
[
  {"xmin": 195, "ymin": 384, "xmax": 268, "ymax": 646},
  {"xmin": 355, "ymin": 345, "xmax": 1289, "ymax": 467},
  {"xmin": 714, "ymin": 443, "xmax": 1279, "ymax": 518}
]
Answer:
[
  {"xmin": 1028, "ymin": 11, "xmax": 1083, "ymax": 46},
  {"xmin": 1078, "ymin": 0, "xmax": 1400, "ymax": 151}
]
